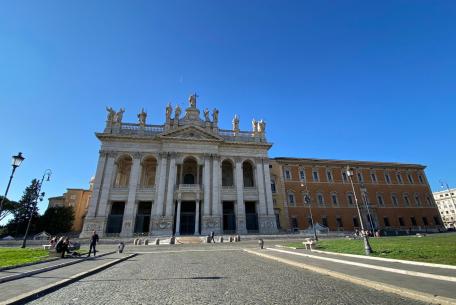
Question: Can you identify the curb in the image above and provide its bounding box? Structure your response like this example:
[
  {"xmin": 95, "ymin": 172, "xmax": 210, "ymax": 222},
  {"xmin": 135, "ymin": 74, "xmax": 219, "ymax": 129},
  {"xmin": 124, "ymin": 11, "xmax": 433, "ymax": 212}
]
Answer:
[
  {"xmin": 0, "ymin": 253, "xmax": 137, "ymax": 305},
  {"xmin": 243, "ymin": 249, "xmax": 456, "ymax": 305},
  {"xmin": 267, "ymin": 247, "xmax": 456, "ymax": 283},
  {"xmin": 0, "ymin": 251, "xmax": 115, "ymax": 284},
  {"xmin": 310, "ymin": 249, "xmax": 456, "ymax": 270}
]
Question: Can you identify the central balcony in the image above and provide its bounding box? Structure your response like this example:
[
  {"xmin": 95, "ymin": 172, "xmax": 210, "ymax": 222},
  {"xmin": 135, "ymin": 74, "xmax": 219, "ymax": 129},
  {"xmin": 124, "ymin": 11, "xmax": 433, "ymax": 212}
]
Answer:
[{"xmin": 178, "ymin": 184, "xmax": 202, "ymax": 192}]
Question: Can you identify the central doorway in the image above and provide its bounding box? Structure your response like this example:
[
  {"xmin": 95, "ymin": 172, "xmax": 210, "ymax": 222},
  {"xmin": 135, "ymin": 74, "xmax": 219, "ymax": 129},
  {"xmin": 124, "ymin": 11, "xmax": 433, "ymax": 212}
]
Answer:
[
  {"xmin": 180, "ymin": 201, "xmax": 196, "ymax": 235},
  {"xmin": 223, "ymin": 201, "xmax": 236, "ymax": 233}
]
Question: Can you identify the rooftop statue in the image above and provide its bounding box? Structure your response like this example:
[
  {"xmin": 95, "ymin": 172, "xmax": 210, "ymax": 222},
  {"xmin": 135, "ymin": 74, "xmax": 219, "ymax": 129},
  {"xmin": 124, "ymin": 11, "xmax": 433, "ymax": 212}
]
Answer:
[
  {"xmin": 175, "ymin": 105, "xmax": 181, "ymax": 120},
  {"xmin": 258, "ymin": 119, "xmax": 266, "ymax": 134},
  {"xmin": 232, "ymin": 114, "xmax": 240, "ymax": 132},
  {"xmin": 166, "ymin": 103, "xmax": 172, "ymax": 121},
  {"xmin": 106, "ymin": 107, "xmax": 115, "ymax": 125},
  {"xmin": 115, "ymin": 108, "xmax": 125, "ymax": 124},
  {"xmin": 252, "ymin": 118, "xmax": 258, "ymax": 133},
  {"xmin": 204, "ymin": 108, "xmax": 210, "ymax": 122},
  {"xmin": 189, "ymin": 93, "xmax": 197, "ymax": 108},
  {"xmin": 212, "ymin": 108, "xmax": 219, "ymax": 125},
  {"xmin": 138, "ymin": 108, "xmax": 147, "ymax": 126}
]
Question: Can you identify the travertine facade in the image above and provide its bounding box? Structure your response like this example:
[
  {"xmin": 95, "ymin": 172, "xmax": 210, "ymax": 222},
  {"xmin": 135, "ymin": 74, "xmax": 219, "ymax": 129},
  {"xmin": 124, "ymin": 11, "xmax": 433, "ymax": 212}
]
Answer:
[
  {"xmin": 433, "ymin": 188, "xmax": 456, "ymax": 229},
  {"xmin": 272, "ymin": 157, "xmax": 443, "ymax": 233},
  {"xmin": 80, "ymin": 95, "xmax": 278, "ymax": 237}
]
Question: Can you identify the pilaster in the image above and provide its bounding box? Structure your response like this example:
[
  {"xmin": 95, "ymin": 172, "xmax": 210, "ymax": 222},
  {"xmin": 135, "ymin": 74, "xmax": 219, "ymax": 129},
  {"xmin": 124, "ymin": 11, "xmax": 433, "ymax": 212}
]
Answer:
[
  {"xmin": 121, "ymin": 153, "xmax": 141, "ymax": 237},
  {"xmin": 235, "ymin": 158, "xmax": 247, "ymax": 234}
]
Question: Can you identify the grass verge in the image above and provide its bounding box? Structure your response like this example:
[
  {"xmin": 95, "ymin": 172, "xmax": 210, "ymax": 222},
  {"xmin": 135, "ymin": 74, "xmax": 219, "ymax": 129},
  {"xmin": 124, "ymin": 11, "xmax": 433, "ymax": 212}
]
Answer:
[
  {"xmin": 285, "ymin": 233, "xmax": 456, "ymax": 265},
  {"xmin": 0, "ymin": 247, "xmax": 49, "ymax": 268}
]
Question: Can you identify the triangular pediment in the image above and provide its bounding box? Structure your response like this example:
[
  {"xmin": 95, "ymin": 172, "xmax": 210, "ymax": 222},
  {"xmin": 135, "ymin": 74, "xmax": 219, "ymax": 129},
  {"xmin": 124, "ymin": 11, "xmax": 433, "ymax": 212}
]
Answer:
[{"xmin": 158, "ymin": 125, "xmax": 223, "ymax": 142}]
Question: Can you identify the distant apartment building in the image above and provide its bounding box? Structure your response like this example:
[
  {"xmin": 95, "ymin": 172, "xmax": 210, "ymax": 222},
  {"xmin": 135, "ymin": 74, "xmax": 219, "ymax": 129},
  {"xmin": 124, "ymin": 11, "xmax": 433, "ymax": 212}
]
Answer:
[
  {"xmin": 272, "ymin": 157, "xmax": 443, "ymax": 233},
  {"xmin": 433, "ymin": 188, "xmax": 456, "ymax": 229},
  {"xmin": 48, "ymin": 179, "xmax": 94, "ymax": 232}
]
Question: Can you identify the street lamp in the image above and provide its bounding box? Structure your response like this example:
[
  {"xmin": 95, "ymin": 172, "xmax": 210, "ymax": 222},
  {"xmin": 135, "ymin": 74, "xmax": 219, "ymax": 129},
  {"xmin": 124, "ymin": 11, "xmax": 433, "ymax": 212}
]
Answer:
[
  {"xmin": 21, "ymin": 169, "xmax": 52, "ymax": 248},
  {"xmin": 0, "ymin": 152, "xmax": 25, "ymax": 216},
  {"xmin": 359, "ymin": 183, "xmax": 375, "ymax": 232},
  {"xmin": 300, "ymin": 182, "xmax": 318, "ymax": 241},
  {"xmin": 346, "ymin": 166, "xmax": 372, "ymax": 255}
]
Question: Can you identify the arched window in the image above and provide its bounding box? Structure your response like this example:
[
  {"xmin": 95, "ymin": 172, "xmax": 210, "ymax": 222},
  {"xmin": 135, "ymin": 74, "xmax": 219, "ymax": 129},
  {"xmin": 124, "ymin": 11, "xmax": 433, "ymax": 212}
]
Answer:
[
  {"xmin": 140, "ymin": 156, "xmax": 157, "ymax": 187},
  {"xmin": 222, "ymin": 160, "xmax": 234, "ymax": 187},
  {"xmin": 243, "ymin": 161, "xmax": 255, "ymax": 187},
  {"xmin": 182, "ymin": 157, "xmax": 198, "ymax": 184},
  {"xmin": 114, "ymin": 155, "xmax": 132, "ymax": 187}
]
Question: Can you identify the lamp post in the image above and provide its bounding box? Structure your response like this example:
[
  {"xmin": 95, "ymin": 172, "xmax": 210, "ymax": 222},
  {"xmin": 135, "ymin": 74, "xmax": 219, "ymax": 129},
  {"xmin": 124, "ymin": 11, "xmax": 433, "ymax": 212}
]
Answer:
[
  {"xmin": 0, "ymin": 152, "xmax": 25, "ymax": 217},
  {"xmin": 346, "ymin": 166, "xmax": 372, "ymax": 255},
  {"xmin": 21, "ymin": 169, "xmax": 51, "ymax": 248},
  {"xmin": 359, "ymin": 184, "xmax": 375, "ymax": 232},
  {"xmin": 300, "ymin": 182, "xmax": 318, "ymax": 241}
]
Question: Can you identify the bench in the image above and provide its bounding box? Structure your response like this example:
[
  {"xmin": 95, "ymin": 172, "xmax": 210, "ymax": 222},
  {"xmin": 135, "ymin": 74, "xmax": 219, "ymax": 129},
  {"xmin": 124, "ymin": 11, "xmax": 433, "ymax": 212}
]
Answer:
[
  {"xmin": 42, "ymin": 245, "xmax": 52, "ymax": 250},
  {"xmin": 302, "ymin": 238, "xmax": 316, "ymax": 250}
]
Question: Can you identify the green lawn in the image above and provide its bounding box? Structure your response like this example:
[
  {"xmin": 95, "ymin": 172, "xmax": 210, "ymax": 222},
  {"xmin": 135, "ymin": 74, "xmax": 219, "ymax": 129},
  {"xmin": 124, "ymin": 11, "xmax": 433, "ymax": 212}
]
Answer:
[
  {"xmin": 285, "ymin": 233, "xmax": 456, "ymax": 265},
  {"xmin": 0, "ymin": 248, "xmax": 49, "ymax": 268}
]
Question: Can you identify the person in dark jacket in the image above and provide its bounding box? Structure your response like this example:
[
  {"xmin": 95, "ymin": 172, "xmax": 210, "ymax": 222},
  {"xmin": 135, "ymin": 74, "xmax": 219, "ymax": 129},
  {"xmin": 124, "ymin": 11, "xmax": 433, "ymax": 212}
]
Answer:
[{"xmin": 88, "ymin": 230, "xmax": 99, "ymax": 257}]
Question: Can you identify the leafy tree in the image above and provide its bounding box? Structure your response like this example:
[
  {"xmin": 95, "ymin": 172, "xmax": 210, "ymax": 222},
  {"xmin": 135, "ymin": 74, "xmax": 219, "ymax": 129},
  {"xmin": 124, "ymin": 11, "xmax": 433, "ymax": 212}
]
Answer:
[
  {"xmin": 0, "ymin": 196, "xmax": 19, "ymax": 222},
  {"xmin": 6, "ymin": 179, "xmax": 41, "ymax": 236},
  {"xmin": 39, "ymin": 206, "xmax": 75, "ymax": 234}
]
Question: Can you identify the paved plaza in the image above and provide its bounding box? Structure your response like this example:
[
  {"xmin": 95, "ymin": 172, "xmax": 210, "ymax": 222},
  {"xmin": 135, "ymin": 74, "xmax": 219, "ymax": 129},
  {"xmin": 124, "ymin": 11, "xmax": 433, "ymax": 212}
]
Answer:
[{"xmin": 28, "ymin": 244, "xmax": 423, "ymax": 305}]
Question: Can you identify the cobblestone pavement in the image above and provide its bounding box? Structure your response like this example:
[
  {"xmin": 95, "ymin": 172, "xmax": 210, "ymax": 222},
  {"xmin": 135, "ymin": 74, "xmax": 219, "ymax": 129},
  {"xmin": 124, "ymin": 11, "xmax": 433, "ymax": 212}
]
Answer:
[{"xmin": 29, "ymin": 248, "xmax": 424, "ymax": 305}]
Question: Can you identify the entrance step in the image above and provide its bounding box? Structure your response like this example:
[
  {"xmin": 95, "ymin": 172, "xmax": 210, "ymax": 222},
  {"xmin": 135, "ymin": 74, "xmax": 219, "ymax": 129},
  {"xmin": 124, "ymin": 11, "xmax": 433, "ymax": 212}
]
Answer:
[{"xmin": 176, "ymin": 237, "xmax": 203, "ymax": 244}]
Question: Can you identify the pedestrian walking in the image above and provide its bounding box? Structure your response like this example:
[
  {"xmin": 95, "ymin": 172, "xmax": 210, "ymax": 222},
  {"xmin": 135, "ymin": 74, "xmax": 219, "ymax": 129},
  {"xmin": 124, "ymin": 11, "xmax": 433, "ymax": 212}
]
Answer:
[
  {"xmin": 88, "ymin": 230, "xmax": 99, "ymax": 257},
  {"xmin": 210, "ymin": 231, "xmax": 215, "ymax": 243}
]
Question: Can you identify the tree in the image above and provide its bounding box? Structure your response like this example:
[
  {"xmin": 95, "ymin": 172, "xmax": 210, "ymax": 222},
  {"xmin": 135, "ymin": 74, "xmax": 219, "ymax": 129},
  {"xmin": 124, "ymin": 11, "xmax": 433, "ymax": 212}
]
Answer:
[
  {"xmin": 39, "ymin": 206, "xmax": 75, "ymax": 234},
  {"xmin": 6, "ymin": 179, "xmax": 40, "ymax": 236},
  {"xmin": 0, "ymin": 196, "xmax": 19, "ymax": 222}
]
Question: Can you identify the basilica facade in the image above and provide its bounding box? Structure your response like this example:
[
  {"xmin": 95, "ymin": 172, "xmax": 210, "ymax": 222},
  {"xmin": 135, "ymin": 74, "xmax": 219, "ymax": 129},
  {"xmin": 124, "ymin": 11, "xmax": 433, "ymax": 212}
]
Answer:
[{"xmin": 80, "ymin": 95, "xmax": 278, "ymax": 237}]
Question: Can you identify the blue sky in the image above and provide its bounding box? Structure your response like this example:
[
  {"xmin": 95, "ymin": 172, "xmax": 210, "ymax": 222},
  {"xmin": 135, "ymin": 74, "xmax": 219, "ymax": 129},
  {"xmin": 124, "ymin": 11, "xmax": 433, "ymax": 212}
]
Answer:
[{"xmin": 0, "ymin": 1, "xmax": 455, "ymax": 217}]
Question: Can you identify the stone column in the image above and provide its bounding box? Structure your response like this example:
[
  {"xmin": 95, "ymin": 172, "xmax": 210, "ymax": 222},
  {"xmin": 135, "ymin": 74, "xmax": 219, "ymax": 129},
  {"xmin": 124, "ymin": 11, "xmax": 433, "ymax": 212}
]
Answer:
[
  {"xmin": 95, "ymin": 153, "xmax": 116, "ymax": 218},
  {"xmin": 255, "ymin": 159, "xmax": 267, "ymax": 215},
  {"xmin": 80, "ymin": 151, "xmax": 109, "ymax": 238},
  {"xmin": 175, "ymin": 199, "xmax": 181, "ymax": 236},
  {"xmin": 165, "ymin": 154, "xmax": 177, "ymax": 217},
  {"xmin": 235, "ymin": 158, "xmax": 247, "ymax": 234},
  {"xmin": 201, "ymin": 155, "xmax": 212, "ymax": 235},
  {"xmin": 259, "ymin": 159, "xmax": 278, "ymax": 234},
  {"xmin": 194, "ymin": 199, "xmax": 200, "ymax": 235},
  {"xmin": 211, "ymin": 155, "xmax": 222, "ymax": 233},
  {"xmin": 121, "ymin": 154, "xmax": 141, "ymax": 237}
]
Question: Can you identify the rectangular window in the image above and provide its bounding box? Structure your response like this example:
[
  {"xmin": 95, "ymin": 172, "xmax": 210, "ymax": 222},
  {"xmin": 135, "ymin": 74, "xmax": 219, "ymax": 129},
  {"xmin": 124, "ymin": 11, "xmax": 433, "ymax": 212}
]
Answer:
[
  {"xmin": 433, "ymin": 216, "xmax": 441, "ymax": 225},
  {"xmin": 336, "ymin": 217, "xmax": 343, "ymax": 228},
  {"xmin": 377, "ymin": 195, "xmax": 384, "ymax": 206},
  {"xmin": 353, "ymin": 217, "xmax": 359, "ymax": 227},
  {"xmin": 327, "ymin": 170, "xmax": 333, "ymax": 182},
  {"xmin": 318, "ymin": 194, "xmax": 324, "ymax": 205},
  {"xmin": 422, "ymin": 217, "xmax": 428, "ymax": 226},
  {"xmin": 321, "ymin": 217, "xmax": 328, "ymax": 227},
  {"xmin": 415, "ymin": 195, "xmax": 421, "ymax": 207},
  {"xmin": 284, "ymin": 169, "xmax": 291, "ymax": 180},
  {"xmin": 299, "ymin": 169, "xmax": 306, "ymax": 181},
  {"xmin": 397, "ymin": 173, "xmax": 403, "ymax": 184},
  {"xmin": 291, "ymin": 217, "xmax": 298, "ymax": 229},
  {"xmin": 357, "ymin": 172, "xmax": 363, "ymax": 183},
  {"xmin": 371, "ymin": 172, "xmax": 377, "ymax": 183},
  {"xmin": 385, "ymin": 172, "xmax": 391, "ymax": 184},
  {"xmin": 392, "ymin": 194, "xmax": 398, "ymax": 207},
  {"xmin": 271, "ymin": 180, "xmax": 276, "ymax": 193},
  {"xmin": 408, "ymin": 174, "xmax": 414, "ymax": 184},
  {"xmin": 404, "ymin": 195, "xmax": 410, "ymax": 206},
  {"xmin": 347, "ymin": 194, "xmax": 354, "ymax": 205},
  {"xmin": 398, "ymin": 217, "xmax": 404, "ymax": 226},
  {"xmin": 342, "ymin": 172, "xmax": 348, "ymax": 183},
  {"xmin": 312, "ymin": 170, "xmax": 319, "ymax": 182},
  {"xmin": 288, "ymin": 194, "xmax": 295, "ymax": 205},
  {"xmin": 383, "ymin": 217, "xmax": 390, "ymax": 227},
  {"xmin": 418, "ymin": 175, "xmax": 424, "ymax": 184},
  {"xmin": 273, "ymin": 199, "xmax": 277, "ymax": 206},
  {"xmin": 426, "ymin": 196, "xmax": 432, "ymax": 207},
  {"xmin": 331, "ymin": 194, "xmax": 338, "ymax": 206},
  {"xmin": 410, "ymin": 216, "xmax": 417, "ymax": 226}
]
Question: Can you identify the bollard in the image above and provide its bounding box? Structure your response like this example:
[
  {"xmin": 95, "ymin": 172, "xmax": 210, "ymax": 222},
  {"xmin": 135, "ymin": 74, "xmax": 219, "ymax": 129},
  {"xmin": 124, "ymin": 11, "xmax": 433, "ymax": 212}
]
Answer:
[
  {"xmin": 133, "ymin": 238, "xmax": 138, "ymax": 245},
  {"xmin": 154, "ymin": 238, "xmax": 160, "ymax": 245},
  {"xmin": 170, "ymin": 236, "xmax": 175, "ymax": 245},
  {"xmin": 236, "ymin": 235, "xmax": 241, "ymax": 242},
  {"xmin": 220, "ymin": 236, "xmax": 224, "ymax": 243},
  {"xmin": 144, "ymin": 239, "xmax": 149, "ymax": 245},
  {"xmin": 229, "ymin": 236, "xmax": 233, "ymax": 242},
  {"xmin": 258, "ymin": 239, "xmax": 264, "ymax": 249}
]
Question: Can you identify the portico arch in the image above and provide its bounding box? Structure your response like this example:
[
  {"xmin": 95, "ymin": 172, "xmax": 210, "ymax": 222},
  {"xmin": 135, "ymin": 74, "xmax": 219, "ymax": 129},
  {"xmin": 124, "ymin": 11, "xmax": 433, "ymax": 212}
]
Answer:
[
  {"xmin": 114, "ymin": 154, "xmax": 133, "ymax": 187},
  {"xmin": 242, "ymin": 160, "xmax": 255, "ymax": 187},
  {"xmin": 182, "ymin": 156, "xmax": 198, "ymax": 184},
  {"xmin": 140, "ymin": 156, "xmax": 157, "ymax": 187},
  {"xmin": 222, "ymin": 159, "xmax": 234, "ymax": 187}
]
